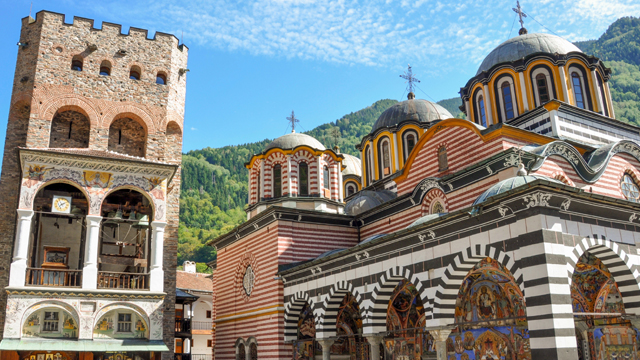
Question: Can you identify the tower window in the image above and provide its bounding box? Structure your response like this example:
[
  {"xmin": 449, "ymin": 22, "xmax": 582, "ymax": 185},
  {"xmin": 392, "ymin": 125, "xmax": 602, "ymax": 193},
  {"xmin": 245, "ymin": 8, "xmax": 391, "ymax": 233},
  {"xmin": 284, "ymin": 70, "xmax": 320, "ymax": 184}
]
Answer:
[
  {"xmin": 403, "ymin": 132, "xmax": 417, "ymax": 161},
  {"xmin": 380, "ymin": 138, "xmax": 391, "ymax": 177},
  {"xmin": 299, "ymin": 162, "xmax": 309, "ymax": 196},
  {"xmin": 501, "ymin": 82, "xmax": 515, "ymax": 120},
  {"xmin": 273, "ymin": 164, "xmax": 282, "ymax": 198},
  {"xmin": 129, "ymin": 66, "xmax": 141, "ymax": 80},
  {"xmin": 99, "ymin": 60, "xmax": 111, "ymax": 76},
  {"xmin": 438, "ymin": 146, "xmax": 448, "ymax": 172},
  {"xmin": 71, "ymin": 56, "xmax": 83, "ymax": 72},
  {"xmin": 572, "ymin": 72, "xmax": 585, "ymax": 109},
  {"xmin": 536, "ymin": 74, "xmax": 550, "ymax": 104},
  {"xmin": 323, "ymin": 165, "xmax": 330, "ymax": 189},
  {"xmin": 346, "ymin": 182, "xmax": 357, "ymax": 197},
  {"xmin": 621, "ymin": 174, "xmax": 639, "ymax": 202},
  {"xmin": 478, "ymin": 95, "xmax": 487, "ymax": 127},
  {"xmin": 156, "ymin": 72, "xmax": 167, "ymax": 85}
]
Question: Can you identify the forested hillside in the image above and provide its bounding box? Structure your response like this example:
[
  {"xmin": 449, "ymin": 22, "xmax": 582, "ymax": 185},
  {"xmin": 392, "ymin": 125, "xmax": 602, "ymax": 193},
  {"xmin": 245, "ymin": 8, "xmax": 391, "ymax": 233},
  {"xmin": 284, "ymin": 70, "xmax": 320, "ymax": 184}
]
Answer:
[{"xmin": 179, "ymin": 17, "xmax": 640, "ymax": 267}]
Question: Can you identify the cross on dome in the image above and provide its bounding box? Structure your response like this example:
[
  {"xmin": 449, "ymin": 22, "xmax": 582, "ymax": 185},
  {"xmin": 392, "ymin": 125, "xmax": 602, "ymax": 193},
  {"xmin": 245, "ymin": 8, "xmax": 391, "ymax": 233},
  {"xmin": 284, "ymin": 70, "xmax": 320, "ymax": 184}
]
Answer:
[
  {"xmin": 287, "ymin": 110, "xmax": 300, "ymax": 133},
  {"xmin": 400, "ymin": 64, "xmax": 420, "ymax": 99},
  {"xmin": 512, "ymin": 1, "xmax": 528, "ymax": 35}
]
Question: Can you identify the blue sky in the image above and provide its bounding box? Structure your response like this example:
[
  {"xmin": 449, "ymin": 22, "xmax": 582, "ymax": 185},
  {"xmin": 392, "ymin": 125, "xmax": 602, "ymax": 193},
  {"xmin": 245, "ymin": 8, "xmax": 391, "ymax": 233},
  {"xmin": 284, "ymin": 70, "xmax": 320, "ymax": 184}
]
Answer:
[{"xmin": 0, "ymin": 0, "xmax": 638, "ymax": 152}]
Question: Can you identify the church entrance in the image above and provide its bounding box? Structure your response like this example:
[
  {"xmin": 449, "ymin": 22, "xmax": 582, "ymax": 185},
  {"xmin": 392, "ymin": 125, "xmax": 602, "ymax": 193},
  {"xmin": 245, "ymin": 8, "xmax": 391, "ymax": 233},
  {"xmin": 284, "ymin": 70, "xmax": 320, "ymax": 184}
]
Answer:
[
  {"xmin": 384, "ymin": 279, "xmax": 434, "ymax": 360},
  {"xmin": 448, "ymin": 257, "xmax": 531, "ymax": 360},
  {"xmin": 331, "ymin": 293, "xmax": 368, "ymax": 360},
  {"xmin": 571, "ymin": 251, "xmax": 639, "ymax": 360},
  {"xmin": 293, "ymin": 302, "xmax": 320, "ymax": 360}
]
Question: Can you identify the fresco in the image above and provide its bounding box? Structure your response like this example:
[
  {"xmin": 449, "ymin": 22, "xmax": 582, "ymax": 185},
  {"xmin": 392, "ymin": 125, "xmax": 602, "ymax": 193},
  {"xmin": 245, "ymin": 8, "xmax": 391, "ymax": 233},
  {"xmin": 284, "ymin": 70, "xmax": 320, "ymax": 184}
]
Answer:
[
  {"xmin": 449, "ymin": 258, "xmax": 530, "ymax": 360},
  {"xmin": 331, "ymin": 293, "xmax": 368, "ymax": 360},
  {"xmin": 571, "ymin": 252, "xmax": 639, "ymax": 359},
  {"xmin": 294, "ymin": 303, "xmax": 321, "ymax": 360},
  {"xmin": 385, "ymin": 279, "xmax": 433, "ymax": 360},
  {"xmin": 21, "ymin": 309, "xmax": 78, "ymax": 338},
  {"xmin": 93, "ymin": 311, "xmax": 148, "ymax": 339}
]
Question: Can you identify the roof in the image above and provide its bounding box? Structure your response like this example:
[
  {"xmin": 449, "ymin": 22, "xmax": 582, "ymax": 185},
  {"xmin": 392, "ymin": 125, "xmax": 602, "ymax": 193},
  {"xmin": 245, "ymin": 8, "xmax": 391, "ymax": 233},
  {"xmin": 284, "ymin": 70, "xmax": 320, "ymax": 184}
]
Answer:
[
  {"xmin": 20, "ymin": 147, "xmax": 174, "ymax": 166},
  {"xmin": 341, "ymin": 154, "xmax": 361, "ymax": 177},
  {"xmin": 176, "ymin": 271, "xmax": 213, "ymax": 292},
  {"xmin": 472, "ymin": 174, "xmax": 563, "ymax": 206},
  {"xmin": 371, "ymin": 99, "xmax": 453, "ymax": 133},
  {"xmin": 265, "ymin": 132, "xmax": 326, "ymax": 151},
  {"xmin": 344, "ymin": 190, "xmax": 397, "ymax": 215},
  {"xmin": 477, "ymin": 32, "xmax": 582, "ymax": 75},
  {"xmin": 407, "ymin": 212, "xmax": 448, "ymax": 229}
]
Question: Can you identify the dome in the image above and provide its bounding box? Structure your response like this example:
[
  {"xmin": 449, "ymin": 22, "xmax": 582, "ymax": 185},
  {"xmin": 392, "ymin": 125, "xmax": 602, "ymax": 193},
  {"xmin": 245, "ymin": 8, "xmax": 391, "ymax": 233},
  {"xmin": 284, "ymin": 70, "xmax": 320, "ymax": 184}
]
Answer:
[
  {"xmin": 344, "ymin": 190, "xmax": 397, "ymax": 215},
  {"xmin": 265, "ymin": 132, "xmax": 326, "ymax": 151},
  {"xmin": 472, "ymin": 174, "xmax": 563, "ymax": 206},
  {"xmin": 406, "ymin": 213, "xmax": 447, "ymax": 229},
  {"xmin": 371, "ymin": 98, "xmax": 453, "ymax": 133},
  {"xmin": 342, "ymin": 154, "xmax": 361, "ymax": 177},
  {"xmin": 477, "ymin": 33, "xmax": 582, "ymax": 75}
]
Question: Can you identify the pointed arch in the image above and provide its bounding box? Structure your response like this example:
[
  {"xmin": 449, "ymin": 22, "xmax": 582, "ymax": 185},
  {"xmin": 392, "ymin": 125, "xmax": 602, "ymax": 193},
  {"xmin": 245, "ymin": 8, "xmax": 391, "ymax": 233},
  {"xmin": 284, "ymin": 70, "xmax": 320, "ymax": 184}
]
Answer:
[
  {"xmin": 315, "ymin": 280, "xmax": 364, "ymax": 339},
  {"xmin": 430, "ymin": 245, "xmax": 523, "ymax": 322},
  {"xmin": 567, "ymin": 235, "xmax": 640, "ymax": 314}
]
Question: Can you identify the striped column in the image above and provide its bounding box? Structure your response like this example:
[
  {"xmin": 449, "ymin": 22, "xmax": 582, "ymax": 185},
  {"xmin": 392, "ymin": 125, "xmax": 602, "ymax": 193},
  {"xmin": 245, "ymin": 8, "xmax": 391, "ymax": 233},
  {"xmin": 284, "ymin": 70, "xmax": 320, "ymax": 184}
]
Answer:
[{"xmin": 519, "ymin": 229, "xmax": 578, "ymax": 360}]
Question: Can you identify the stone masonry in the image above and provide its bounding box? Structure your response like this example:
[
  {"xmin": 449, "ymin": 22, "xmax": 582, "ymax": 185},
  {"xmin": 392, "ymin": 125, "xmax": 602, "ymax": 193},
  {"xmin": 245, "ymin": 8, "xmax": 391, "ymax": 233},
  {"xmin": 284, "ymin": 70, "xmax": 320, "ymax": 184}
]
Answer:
[{"xmin": 0, "ymin": 11, "xmax": 188, "ymax": 359}]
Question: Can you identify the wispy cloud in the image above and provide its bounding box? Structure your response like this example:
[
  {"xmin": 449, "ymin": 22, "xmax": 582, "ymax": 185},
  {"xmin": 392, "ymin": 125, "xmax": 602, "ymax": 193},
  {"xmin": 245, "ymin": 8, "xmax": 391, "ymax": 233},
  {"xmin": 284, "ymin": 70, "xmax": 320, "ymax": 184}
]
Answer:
[
  {"xmin": 74, "ymin": 0, "xmax": 640, "ymax": 68},
  {"xmin": 190, "ymin": 127, "xmax": 197, "ymax": 131}
]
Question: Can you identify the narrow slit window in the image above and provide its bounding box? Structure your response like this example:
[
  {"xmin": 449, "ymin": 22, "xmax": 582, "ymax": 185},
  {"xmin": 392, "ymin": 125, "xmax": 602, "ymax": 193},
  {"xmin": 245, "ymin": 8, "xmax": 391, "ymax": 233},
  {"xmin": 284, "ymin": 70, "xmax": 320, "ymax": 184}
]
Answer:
[
  {"xmin": 273, "ymin": 165, "xmax": 282, "ymax": 198},
  {"xmin": 478, "ymin": 96, "xmax": 487, "ymax": 127},
  {"xmin": 536, "ymin": 74, "xmax": 550, "ymax": 104},
  {"xmin": 299, "ymin": 162, "xmax": 309, "ymax": 196},
  {"xmin": 438, "ymin": 146, "xmax": 448, "ymax": 172},
  {"xmin": 501, "ymin": 82, "xmax": 515, "ymax": 120},
  {"xmin": 572, "ymin": 73, "xmax": 585, "ymax": 109},
  {"xmin": 404, "ymin": 133, "xmax": 416, "ymax": 161},
  {"xmin": 68, "ymin": 121, "xmax": 73, "ymax": 139},
  {"xmin": 323, "ymin": 166, "xmax": 330, "ymax": 189}
]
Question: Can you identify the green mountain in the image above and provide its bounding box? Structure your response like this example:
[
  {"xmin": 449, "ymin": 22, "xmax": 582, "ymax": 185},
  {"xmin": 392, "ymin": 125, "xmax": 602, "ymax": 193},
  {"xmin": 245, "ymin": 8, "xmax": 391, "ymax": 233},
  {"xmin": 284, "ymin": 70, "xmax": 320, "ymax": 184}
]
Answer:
[
  {"xmin": 178, "ymin": 17, "xmax": 640, "ymax": 266},
  {"xmin": 574, "ymin": 16, "xmax": 640, "ymax": 125}
]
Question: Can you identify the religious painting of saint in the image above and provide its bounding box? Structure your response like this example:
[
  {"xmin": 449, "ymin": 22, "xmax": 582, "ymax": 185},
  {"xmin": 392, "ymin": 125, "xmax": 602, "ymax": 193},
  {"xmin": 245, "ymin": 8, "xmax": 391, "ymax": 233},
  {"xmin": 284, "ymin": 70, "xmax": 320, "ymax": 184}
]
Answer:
[
  {"xmin": 463, "ymin": 331, "xmax": 475, "ymax": 350},
  {"xmin": 23, "ymin": 164, "xmax": 53, "ymax": 188}
]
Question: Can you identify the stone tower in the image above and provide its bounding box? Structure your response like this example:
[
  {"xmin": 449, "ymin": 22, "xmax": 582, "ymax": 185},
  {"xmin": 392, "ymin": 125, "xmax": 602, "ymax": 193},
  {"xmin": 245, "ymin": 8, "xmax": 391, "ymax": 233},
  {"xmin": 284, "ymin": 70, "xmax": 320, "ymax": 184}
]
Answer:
[{"xmin": 0, "ymin": 10, "xmax": 187, "ymax": 358}]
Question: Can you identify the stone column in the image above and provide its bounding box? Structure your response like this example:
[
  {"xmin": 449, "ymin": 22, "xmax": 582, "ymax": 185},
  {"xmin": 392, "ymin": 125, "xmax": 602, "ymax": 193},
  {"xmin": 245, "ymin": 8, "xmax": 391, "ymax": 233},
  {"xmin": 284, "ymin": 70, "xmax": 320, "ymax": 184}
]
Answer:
[
  {"xmin": 317, "ymin": 339, "xmax": 333, "ymax": 360},
  {"xmin": 432, "ymin": 329, "xmax": 452, "ymax": 360},
  {"xmin": 482, "ymin": 83, "xmax": 494, "ymax": 125},
  {"xmin": 149, "ymin": 221, "xmax": 167, "ymax": 292},
  {"xmin": 558, "ymin": 65, "xmax": 570, "ymax": 103},
  {"xmin": 9, "ymin": 209, "xmax": 35, "ymax": 287},
  {"xmin": 591, "ymin": 69, "xmax": 605, "ymax": 114},
  {"xmin": 82, "ymin": 215, "xmax": 103, "ymax": 289},
  {"xmin": 287, "ymin": 155, "xmax": 292, "ymax": 196},
  {"xmin": 392, "ymin": 132, "xmax": 400, "ymax": 172},
  {"xmin": 365, "ymin": 335, "xmax": 384, "ymax": 360}
]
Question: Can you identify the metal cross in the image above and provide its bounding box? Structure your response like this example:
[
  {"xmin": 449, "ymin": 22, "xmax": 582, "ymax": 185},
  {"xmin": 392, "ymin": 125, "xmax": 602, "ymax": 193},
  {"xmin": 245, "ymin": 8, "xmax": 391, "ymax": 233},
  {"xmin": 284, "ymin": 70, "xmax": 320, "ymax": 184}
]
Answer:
[
  {"xmin": 287, "ymin": 111, "xmax": 300, "ymax": 133},
  {"xmin": 512, "ymin": 1, "xmax": 527, "ymax": 29},
  {"xmin": 400, "ymin": 64, "xmax": 420, "ymax": 95}
]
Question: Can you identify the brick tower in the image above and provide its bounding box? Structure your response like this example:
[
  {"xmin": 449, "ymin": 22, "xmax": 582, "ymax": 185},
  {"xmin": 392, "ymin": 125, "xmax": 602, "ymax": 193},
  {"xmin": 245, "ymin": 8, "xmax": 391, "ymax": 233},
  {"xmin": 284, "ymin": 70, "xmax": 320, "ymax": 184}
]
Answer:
[{"xmin": 0, "ymin": 10, "xmax": 187, "ymax": 359}]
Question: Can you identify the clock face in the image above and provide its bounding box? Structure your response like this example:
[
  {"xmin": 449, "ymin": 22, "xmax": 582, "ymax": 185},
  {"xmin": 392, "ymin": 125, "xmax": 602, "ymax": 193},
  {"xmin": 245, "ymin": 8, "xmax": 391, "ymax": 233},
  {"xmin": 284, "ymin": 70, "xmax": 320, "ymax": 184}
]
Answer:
[{"xmin": 53, "ymin": 197, "xmax": 71, "ymax": 213}]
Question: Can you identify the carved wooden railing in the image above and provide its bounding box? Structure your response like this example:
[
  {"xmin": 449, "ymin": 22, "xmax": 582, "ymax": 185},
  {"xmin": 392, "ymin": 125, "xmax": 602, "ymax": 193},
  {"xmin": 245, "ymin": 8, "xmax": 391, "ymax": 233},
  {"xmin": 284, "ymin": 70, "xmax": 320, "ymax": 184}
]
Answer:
[
  {"xmin": 97, "ymin": 271, "xmax": 149, "ymax": 290},
  {"xmin": 26, "ymin": 268, "xmax": 82, "ymax": 287},
  {"xmin": 175, "ymin": 318, "xmax": 192, "ymax": 334}
]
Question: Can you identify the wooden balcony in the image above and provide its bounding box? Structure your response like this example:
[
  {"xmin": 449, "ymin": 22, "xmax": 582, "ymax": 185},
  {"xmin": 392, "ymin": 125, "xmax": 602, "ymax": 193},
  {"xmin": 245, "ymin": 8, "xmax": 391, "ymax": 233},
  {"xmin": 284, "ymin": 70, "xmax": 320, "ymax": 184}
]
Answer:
[
  {"xmin": 175, "ymin": 318, "xmax": 192, "ymax": 338},
  {"xmin": 97, "ymin": 271, "xmax": 149, "ymax": 290},
  {"xmin": 26, "ymin": 268, "xmax": 82, "ymax": 287}
]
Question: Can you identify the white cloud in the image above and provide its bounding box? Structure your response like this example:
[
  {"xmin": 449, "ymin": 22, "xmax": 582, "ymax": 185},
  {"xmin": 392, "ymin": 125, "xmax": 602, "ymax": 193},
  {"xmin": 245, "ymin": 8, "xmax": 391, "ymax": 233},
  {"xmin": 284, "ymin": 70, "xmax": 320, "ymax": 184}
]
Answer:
[
  {"xmin": 190, "ymin": 127, "xmax": 198, "ymax": 131},
  {"xmin": 76, "ymin": 0, "xmax": 639, "ymax": 68}
]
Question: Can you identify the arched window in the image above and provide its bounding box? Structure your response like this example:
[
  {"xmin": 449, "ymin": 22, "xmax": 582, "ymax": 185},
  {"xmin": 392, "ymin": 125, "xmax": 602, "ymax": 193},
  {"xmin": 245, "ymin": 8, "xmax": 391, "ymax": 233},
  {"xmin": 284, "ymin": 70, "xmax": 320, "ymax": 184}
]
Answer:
[
  {"xmin": 273, "ymin": 164, "xmax": 282, "ymax": 198},
  {"xmin": 438, "ymin": 146, "xmax": 448, "ymax": 172},
  {"xmin": 621, "ymin": 174, "xmax": 639, "ymax": 202},
  {"xmin": 379, "ymin": 138, "xmax": 391, "ymax": 177},
  {"xmin": 571, "ymin": 72, "xmax": 586, "ymax": 109},
  {"xmin": 237, "ymin": 343, "xmax": 245, "ymax": 360},
  {"xmin": 500, "ymin": 81, "xmax": 515, "ymax": 120},
  {"xmin": 71, "ymin": 56, "xmax": 83, "ymax": 71},
  {"xmin": 323, "ymin": 165, "xmax": 330, "ymax": 190},
  {"xmin": 365, "ymin": 146, "xmax": 372, "ymax": 186},
  {"xmin": 250, "ymin": 343, "xmax": 257, "ymax": 360},
  {"xmin": 345, "ymin": 182, "xmax": 357, "ymax": 197},
  {"xmin": 129, "ymin": 66, "xmax": 141, "ymax": 80},
  {"xmin": 108, "ymin": 117, "xmax": 147, "ymax": 157},
  {"xmin": 156, "ymin": 72, "xmax": 167, "ymax": 85},
  {"xmin": 99, "ymin": 60, "xmax": 111, "ymax": 76},
  {"xmin": 535, "ymin": 73, "xmax": 550, "ymax": 104},
  {"xmin": 299, "ymin": 162, "xmax": 309, "ymax": 196},
  {"xmin": 49, "ymin": 110, "xmax": 90, "ymax": 148},
  {"xmin": 478, "ymin": 95, "xmax": 487, "ymax": 127},
  {"xmin": 403, "ymin": 131, "xmax": 417, "ymax": 162}
]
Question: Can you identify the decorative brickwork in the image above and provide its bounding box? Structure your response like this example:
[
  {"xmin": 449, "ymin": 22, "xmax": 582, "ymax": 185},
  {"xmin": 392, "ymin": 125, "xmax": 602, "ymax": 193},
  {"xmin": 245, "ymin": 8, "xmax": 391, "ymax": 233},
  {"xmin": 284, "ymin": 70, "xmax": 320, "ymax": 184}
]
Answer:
[{"xmin": 0, "ymin": 11, "xmax": 188, "ymax": 360}]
